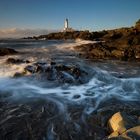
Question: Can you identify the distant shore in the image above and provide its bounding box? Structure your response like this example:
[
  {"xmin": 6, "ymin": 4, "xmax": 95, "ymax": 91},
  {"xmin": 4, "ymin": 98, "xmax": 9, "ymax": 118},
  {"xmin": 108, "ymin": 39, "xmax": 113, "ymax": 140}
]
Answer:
[{"xmin": 23, "ymin": 19, "xmax": 140, "ymax": 61}]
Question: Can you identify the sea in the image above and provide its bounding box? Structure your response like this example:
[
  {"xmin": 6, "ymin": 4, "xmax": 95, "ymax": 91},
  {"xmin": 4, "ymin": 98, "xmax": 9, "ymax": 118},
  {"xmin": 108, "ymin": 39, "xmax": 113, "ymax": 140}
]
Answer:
[
  {"xmin": 0, "ymin": 39, "xmax": 140, "ymax": 112},
  {"xmin": 1, "ymin": 39, "xmax": 140, "ymax": 139}
]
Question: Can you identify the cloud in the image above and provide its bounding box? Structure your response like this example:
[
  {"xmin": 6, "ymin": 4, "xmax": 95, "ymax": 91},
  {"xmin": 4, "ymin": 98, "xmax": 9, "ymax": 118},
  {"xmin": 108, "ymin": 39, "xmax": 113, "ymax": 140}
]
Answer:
[{"xmin": 0, "ymin": 28, "xmax": 59, "ymax": 38}]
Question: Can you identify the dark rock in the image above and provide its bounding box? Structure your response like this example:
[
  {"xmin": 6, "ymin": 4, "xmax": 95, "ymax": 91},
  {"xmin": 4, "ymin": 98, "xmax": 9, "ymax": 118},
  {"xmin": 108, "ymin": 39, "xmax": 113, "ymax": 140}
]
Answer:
[
  {"xmin": 57, "ymin": 71, "xmax": 75, "ymax": 83},
  {"xmin": 24, "ymin": 65, "xmax": 37, "ymax": 73},
  {"xmin": 50, "ymin": 61, "xmax": 56, "ymax": 65},
  {"xmin": 34, "ymin": 61, "xmax": 47, "ymax": 66},
  {"xmin": 73, "ymin": 95, "xmax": 81, "ymax": 99},
  {"xmin": 0, "ymin": 48, "xmax": 18, "ymax": 56},
  {"xmin": 45, "ymin": 67, "xmax": 57, "ymax": 81},
  {"xmin": 121, "ymin": 125, "xmax": 140, "ymax": 140},
  {"xmin": 108, "ymin": 126, "xmax": 140, "ymax": 140},
  {"xmin": 55, "ymin": 64, "xmax": 70, "ymax": 71},
  {"xmin": 6, "ymin": 58, "xmax": 30, "ymax": 64},
  {"xmin": 108, "ymin": 112, "xmax": 128, "ymax": 134},
  {"xmin": 23, "ymin": 62, "xmax": 89, "ymax": 85},
  {"xmin": 13, "ymin": 72, "xmax": 24, "ymax": 77}
]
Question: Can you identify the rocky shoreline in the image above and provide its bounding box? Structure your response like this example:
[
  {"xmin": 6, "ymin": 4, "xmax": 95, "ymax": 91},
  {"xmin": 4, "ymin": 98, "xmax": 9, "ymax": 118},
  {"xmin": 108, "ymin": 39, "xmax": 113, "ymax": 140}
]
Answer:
[
  {"xmin": 26, "ymin": 19, "xmax": 140, "ymax": 62},
  {"xmin": 1, "ymin": 87, "xmax": 140, "ymax": 140},
  {"xmin": 0, "ymin": 56, "xmax": 140, "ymax": 140},
  {"xmin": 0, "ymin": 19, "xmax": 140, "ymax": 139},
  {"xmin": 74, "ymin": 42, "xmax": 140, "ymax": 61}
]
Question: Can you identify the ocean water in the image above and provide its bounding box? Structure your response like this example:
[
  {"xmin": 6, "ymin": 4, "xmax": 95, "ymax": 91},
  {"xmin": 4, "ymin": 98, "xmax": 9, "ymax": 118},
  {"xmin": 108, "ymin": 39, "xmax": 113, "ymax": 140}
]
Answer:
[
  {"xmin": 0, "ymin": 39, "xmax": 140, "ymax": 111},
  {"xmin": 1, "ymin": 39, "xmax": 140, "ymax": 139}
]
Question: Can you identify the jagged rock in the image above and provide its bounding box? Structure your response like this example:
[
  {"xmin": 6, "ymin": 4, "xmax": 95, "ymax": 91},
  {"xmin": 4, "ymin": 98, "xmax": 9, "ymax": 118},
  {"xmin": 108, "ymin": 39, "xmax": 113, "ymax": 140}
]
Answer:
[
  {"xmin": 24, "ymin": 62, "xmax": 89, "ymax": 84},
  {"xmin": 108, "ymin": 112, "xmax": 127, "ymax": 134},
  {"xmin": 0, "ymin": 48, "xmax": 18, "ymax": 56}
]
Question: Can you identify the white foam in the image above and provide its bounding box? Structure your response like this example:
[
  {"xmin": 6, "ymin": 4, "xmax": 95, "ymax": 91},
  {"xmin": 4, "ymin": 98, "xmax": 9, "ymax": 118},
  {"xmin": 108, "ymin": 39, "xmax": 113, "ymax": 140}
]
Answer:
[
  {"xmin": 0, "ymin": 40, "xmax": 140, "ymax": 111},
  {"xmin": 0, "ymin": 67, "xmax": 139, "ymax": 108},
  {"xmin": 56, "ymin": 40, "xmax": 96, "ymax": 50}
]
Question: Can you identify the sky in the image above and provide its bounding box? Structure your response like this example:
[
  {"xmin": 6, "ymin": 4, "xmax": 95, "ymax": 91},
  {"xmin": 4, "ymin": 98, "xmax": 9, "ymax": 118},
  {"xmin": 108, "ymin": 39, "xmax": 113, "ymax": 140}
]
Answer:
[{"xmin": 0, "ymin": 0, "xmax": 140, "ymax": 38}]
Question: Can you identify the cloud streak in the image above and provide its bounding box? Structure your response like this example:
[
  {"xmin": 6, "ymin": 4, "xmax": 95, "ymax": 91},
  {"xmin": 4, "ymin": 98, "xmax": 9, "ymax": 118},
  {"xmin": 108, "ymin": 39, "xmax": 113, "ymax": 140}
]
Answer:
[{"xmin": 0, "ymin": 28, "xmax": 58, "ymax": 38}]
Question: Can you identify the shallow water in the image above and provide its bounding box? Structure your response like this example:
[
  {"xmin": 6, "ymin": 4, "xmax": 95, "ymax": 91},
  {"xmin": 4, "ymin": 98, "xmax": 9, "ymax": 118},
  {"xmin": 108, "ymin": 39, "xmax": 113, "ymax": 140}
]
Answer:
[
  {"xmin": 1, "ymin": 39, "xmax": 140, "ymax": 139},
  {"xmin": 0, "ymin": 39, "xmax": 140, "ymax": 109}
]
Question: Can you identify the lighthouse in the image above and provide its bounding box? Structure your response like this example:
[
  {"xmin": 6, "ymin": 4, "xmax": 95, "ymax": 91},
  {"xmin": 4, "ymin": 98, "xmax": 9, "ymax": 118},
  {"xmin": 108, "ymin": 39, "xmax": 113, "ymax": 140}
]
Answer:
[
  {"xmin": 64, "ymin": 18, "xmax": 69, "ymax": 31},
  {"xmin": 64, "ymin": 18, "xmax": 68, "ymax": 29},
  {"xmin": 63, "ymin": 18, "xmax": 74, "ymax": 32}
]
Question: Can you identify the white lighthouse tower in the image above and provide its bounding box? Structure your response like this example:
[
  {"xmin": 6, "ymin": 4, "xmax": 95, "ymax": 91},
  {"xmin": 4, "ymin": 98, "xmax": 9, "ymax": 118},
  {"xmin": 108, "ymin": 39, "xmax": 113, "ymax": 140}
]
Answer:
[
  {"xmin": 65, "ymin": 18, "xmax": 68, "ymax": 29},
  {"xmin": 64, "ymin": 18, "xmax": 69, "ymax": 31},
  {"xmin": 63, "ymin": 18, "xmax": 74, "ymax": 32}
]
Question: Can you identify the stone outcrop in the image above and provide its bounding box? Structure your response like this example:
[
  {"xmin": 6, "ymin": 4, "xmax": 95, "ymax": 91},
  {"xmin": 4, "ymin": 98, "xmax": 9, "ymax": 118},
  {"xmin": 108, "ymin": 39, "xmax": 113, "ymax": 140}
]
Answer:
[
  {"xmin": 108, "ymin": 112, "xmax": 127, "ymax": 134},
  {"xmin": 108, "ymin": 111, "xmax": 140, "ymax": 140},
  {"xmin": 74, "ymin": 42, "xmax": 140, "ymax": 61},
  {"xmin": 121, "ymin": 126, "xmax": 140, "ymax": 140},
  {"xmin": 12, "ymin": 61, "xmax": 90, "ymax": 85}
]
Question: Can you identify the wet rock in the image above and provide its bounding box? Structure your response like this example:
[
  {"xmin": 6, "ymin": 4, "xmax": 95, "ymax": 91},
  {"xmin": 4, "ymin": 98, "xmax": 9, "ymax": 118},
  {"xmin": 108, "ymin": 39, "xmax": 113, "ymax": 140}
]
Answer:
[
  {"xmin": 45, "ymin": 67, "xmax": 57, "ymax": 81},
  {"xmin": 57, "ymin": 71, "xmax": 75, "ymax": 83},
  {"xmin": 74, "ymin": 43, "xmax": 112, "ymax": 59},
  {"xmin": 24, "ymin": 62, "xmax": 89, "ymax": 84},
  {"xmin": 0, "ymin": 48, "xmax": 18, "ymax": 56},
  {"xmin": 24, "ymin": 65, "xmax": 37, "ymax": 73},
  {"xmin": 108, "ymin": 126, "xmax": 140, "ymax": 140},
  {"xmin": 73, "ymin": 95, "xmax": 81, "ymax": 99},
  {"xmin": 0, "ymin": 97, "xmax": 57, "ymax": 140},
  {"xmin": 1, "ymin": 93, "xmax": 140, "ymax": 140},
  {"xmin": 121, "ymin": 125, "xmax": 140, "ymax": 140},
  {"xmin": 13, "ymin": 72, "xmax": 24, "ymax": 77},
  {"xmin": 55, "ymin": 64, "xmax": 70, "ymax": 71},
  {"xmin": 6, "ymin": 58, "xmax": 30, "ymax": 64}
]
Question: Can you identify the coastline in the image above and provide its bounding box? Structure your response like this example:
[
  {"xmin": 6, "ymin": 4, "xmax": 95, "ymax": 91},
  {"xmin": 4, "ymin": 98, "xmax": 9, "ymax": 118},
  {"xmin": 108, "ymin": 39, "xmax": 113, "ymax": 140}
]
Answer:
[{"xmin": 0, "ymin": 38, "xmax": 140, "ymax": 140}]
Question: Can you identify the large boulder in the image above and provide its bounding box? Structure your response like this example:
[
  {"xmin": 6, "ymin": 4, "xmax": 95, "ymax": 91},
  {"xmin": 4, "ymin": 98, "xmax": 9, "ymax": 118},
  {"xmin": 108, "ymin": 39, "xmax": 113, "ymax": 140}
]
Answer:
[
  {"xmin": 23, "ymin": 62, "xmax": 89, "ymax": 84},
  {"xmin": 108, "ymin": 112, "xmax": 137, "ymax": 134},
  {"xmin": 108, "ymin": 126, "xmax": 140, "ymax": 140},
  {"xmin": 121, "ymin": 126, "xmax": 140, "ymax": 140},
  {"xmin": 108, "ymin": 112, "xmax": 127, "ymax": 134}
]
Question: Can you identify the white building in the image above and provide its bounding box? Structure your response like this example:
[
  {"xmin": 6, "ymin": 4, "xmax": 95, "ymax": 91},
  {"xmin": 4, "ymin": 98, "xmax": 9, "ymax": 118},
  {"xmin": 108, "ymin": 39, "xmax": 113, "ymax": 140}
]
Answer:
[
  {"xmin": 64, "ymin": 18, "xmax": 69, "ymax": 30},
  {"xmin": 63, "ymin": 18, "xmax": 74, "ymax": 32}
]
